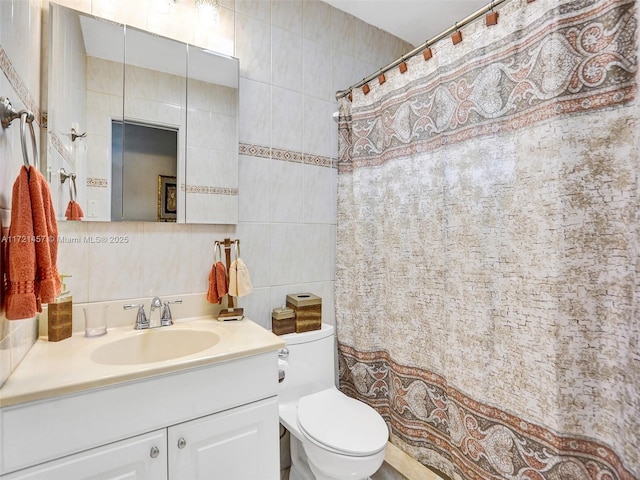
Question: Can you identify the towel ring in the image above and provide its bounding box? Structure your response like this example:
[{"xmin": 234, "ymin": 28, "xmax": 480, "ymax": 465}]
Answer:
[
  {"xmin": 213, "ymin": 241, "xmax": 223, "ymax": 263},
  {"xmin": 69, "ymin": 174, "xmax": 78, "ymax": 202},
  {"xmin": 1, "ymin": 97, "xmax": 38, "ymax": 169}
]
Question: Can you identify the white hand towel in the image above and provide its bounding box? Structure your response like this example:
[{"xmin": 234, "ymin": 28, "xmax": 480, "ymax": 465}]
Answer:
[
  {"xmin": 228, "ymin": 259, "xmax": 238, "ymax": 297},
  {"xmin": 228, "ymin": 258, "xmax": 253, "ymax": 297},
  {"xmin": 235, "ymin": 258, "xmax": 253, "ymax": 297}
]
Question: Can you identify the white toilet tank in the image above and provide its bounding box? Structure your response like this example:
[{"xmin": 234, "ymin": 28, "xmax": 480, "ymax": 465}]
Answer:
[{"xmin": 278, "ymin": 324, "xmax": 336, "ymax": 404}]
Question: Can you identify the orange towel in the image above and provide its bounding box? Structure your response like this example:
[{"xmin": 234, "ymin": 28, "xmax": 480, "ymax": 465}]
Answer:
[
  {"xmin": 65, "ymin": 201, "xmax": 83, "ymax": 221},
  {"xmin": 5, "ymin": 166, "xmax": 60, "ymax": 319},
  {"xmin": 216, "ymin": 261, "xmax": 227, "ymax": 301},
  {"xmin": 5, "ymin": 166, "xmax": 37, "ymax": 319},
  {"xmin": 206, "ymin": 261, "xmax": 228, "ymax": 304},
  {"xmin": 29, "ymin": 166, "xmax": 60, "ymax": 307}
]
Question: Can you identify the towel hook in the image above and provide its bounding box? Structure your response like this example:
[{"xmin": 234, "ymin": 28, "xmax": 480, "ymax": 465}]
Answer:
[
  {"xmin": 59, "ymin": 167, "xmax": 71, "ymax": 184},
  {"xmin": 70, "ymin": 127, "xmax": 86, "ymax": 142},
  {"xmin": 234, "ymin": 239, "xmax": 240, "ymax": 259}
]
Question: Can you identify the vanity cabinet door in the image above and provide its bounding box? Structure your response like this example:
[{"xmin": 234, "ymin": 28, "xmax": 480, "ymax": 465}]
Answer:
[
  {"xmin": 1, "ymin": 430, "xmax": 167, "ymax": 480},
  {"xmin": 168, "ymin": 396, "xmax": 279, "ymax": 480}
]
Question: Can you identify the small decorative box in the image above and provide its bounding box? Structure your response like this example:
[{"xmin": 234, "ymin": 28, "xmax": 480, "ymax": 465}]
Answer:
[
  {"xmin": 272, "ymin": 306, "xmax": 296, "ymax": 335},
  {"xmin": 286, "ymin": 293, "xmax": 321, "ymax": 333}
]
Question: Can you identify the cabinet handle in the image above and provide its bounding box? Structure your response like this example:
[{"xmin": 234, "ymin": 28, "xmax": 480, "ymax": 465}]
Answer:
[
  {"xmin": 177, "ymin": 437, "xmax": 187, "ymax": 449},
  {"xmin": 150, "ymin": 446, "xmax": 160, "ymax": 458}
]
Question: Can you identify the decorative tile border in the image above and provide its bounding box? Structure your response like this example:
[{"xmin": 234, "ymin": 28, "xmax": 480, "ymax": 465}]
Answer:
[
  {"xmin": 180, "ymin": 184, "xmax": 239, "ymax": 196},
  {"xmin": 240, "ymin": 142, "xmax": 337, "ymax": 168},
  {"xmin": 0, "ymin": 46, "xmax": 40, "ymax": 125},
  {"xmin": 50, "ymin": 131, "xmax": 74, "ymax": 166},
  {"xmin": 87, "ymin": 178, "xmax": 108, "ymax": 188}
]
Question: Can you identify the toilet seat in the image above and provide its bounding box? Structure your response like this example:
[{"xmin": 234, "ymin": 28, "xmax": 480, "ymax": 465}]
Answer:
[{"xmin": 297, "ymin": 388, "xmax": 388, "ymax": 457}]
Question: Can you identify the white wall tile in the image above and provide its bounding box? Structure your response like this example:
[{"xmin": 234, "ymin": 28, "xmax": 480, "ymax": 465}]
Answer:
[
  {"xmin": 271, "ymin": 27, "xmax": 303, "ymax": 93},
  {"xmin": 303, "ymin": 164, "xmax": 333, "ymax": 224},
  {"xmin": 235, "ymin": 0, "xmax": 271, "ymax": 23},
  {"xmin": 303, "ymin": 96, "xmax": 334, "ymax": 158},
  {"xmin": 236, "ymin": 222, "xmax": 272, "ymax": 287},
  {"xmin": 270, "ymin": 161, "xmax": 304, "ymax": 224},
  {"xmin": 303, "ymin": 38, "xmax": 332, "ymax": 101},
  {"xmin": 270, "ymin": 223, "xmax": 305, "ymax": 285},
  {"xmin": 331, "ymin": 8, "xmax": 356, "ymax": 56},
  {"xmin": 239, "ymin": 155, "xmax": 272, "ymax": 222},
  {"xmin": 235, "ymin": 13, "xmax": 272, "ymax": 83},
  {"xmin": 303, "ymin": 224, "xmax": 332, "ymax": 282},
  {"xmin": 302, "ymin": 0, "xmax": 331, "ymax": 46},
  {"xmin": 271, "ymin": 87, "xmax": 303, "ymax": 152},
  {"xmin": 239, "ymin": 78, "xmax": 272, "ymax": 146},
  {"xmin": 272, "ymin": 0, "xmax": 302, "ymax": 35}
]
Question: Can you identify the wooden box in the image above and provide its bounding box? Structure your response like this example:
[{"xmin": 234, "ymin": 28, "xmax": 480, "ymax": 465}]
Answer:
[
  {"xmin": 272, "ymin": 306, "xmax": 296, "ymax": 336},
  {"xmin": 48, "ymin": 297, "xmax": 73, "ymax": 342},
  {"xmin": 286, "ymin": 293, "xmax": 321, "ymax": 333}
]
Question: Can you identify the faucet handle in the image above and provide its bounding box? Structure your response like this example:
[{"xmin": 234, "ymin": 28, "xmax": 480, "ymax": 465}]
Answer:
[
  {"xmin": 161, "ymin": 299, "xmax": 182, "ymax": 327},
  {"xmin": 124, "ymin": 303, "xmax": 149, "ymax": 329}
]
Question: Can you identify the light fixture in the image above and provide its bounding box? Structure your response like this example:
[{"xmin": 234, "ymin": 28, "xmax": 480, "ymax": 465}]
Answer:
[{"xmin": 196, "ymin": 0, "xmax": 221, "ymax": 28}]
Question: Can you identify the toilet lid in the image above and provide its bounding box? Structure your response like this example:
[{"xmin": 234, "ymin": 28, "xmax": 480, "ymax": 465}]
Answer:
[{"xmin": 297, "ymin": 389, "xmax": 388, "ymax": 456}]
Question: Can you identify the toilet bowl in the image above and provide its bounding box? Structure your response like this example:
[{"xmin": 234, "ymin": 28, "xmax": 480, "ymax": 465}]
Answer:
[{"xmin": 278, "ymin": 325, "xmax": 388, "ymax": 480}]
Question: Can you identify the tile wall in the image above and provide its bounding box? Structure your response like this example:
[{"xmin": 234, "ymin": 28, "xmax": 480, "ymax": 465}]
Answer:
[{"xmin": 0, "ymin": 0, "xmax": 411, "ymax": 387}]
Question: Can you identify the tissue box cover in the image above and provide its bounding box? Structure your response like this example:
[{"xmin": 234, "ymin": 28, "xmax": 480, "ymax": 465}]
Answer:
[{"xmin": 286, "ymin": 293, "xmax": 321, "ymax": 333}]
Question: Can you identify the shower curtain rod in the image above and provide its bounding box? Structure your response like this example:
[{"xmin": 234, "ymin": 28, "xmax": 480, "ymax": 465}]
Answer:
[{"xmin": 335, "ymin": 0, "xmax": 509, "ymax": 100}]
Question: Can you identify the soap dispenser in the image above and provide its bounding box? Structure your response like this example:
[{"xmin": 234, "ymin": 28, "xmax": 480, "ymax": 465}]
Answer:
[{"xmin": 48, "ymin": 274, "xmax": 73, "ymax": 342}]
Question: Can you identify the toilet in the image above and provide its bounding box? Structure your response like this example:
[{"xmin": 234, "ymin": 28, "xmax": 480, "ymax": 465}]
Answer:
[{"xmin": 278, "ymin": 324, "xmax": 388, "ymax": 480}]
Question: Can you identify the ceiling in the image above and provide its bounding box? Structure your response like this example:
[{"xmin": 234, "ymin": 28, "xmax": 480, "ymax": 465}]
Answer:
[{"xmin": 323, "ymin": 0, "xmax": 489, "ymax": 47}]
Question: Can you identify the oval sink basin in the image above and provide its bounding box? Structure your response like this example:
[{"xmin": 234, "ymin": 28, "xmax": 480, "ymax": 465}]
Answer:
[{"xmin": 91, "ymin": 328, "xmax": 220, "ymax": 365}]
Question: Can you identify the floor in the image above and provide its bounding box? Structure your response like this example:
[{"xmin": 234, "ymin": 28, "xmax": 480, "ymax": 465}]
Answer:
[{"xmin": 280, "ymin": 464, "xmax": 408, "ymax": 480}]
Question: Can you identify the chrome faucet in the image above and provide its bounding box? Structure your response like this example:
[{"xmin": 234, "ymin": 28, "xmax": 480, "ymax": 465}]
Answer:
[
  {"xmin": 123, "ymin": 297, "xmax": 183, "ymax": 329},
  {"xmin": 149, "ymin": 296, "xmax": 163, "ymax": 328}
]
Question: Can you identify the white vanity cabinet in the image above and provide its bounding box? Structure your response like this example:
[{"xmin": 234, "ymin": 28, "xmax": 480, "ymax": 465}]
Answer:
[
  {"xmin": 0, "ymin": 350, "xmax": 281, "ymax": 480},
  {"xmin": 3, "ymin": 397, "xmax": 278, "ymax": 480}
]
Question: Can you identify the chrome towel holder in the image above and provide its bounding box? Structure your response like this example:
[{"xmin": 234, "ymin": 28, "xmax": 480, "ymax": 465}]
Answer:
[
  {"xmin": 59, "ymin": 167, "xmax": 78, "ymax": 201},
  {"xmin": 0, "ymin": 96, "xmax": 38, "ymax": 170}
]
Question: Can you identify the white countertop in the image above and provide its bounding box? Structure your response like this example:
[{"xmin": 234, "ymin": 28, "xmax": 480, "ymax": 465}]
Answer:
[{"xmin": 0, "ymin": 317, "xmax": 285, "ymax": 408}]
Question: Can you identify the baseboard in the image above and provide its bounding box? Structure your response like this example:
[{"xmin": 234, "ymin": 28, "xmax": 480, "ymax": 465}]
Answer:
[{"xmin": 383, "ymin": 442, "xmax": 443, "ymax": 480}]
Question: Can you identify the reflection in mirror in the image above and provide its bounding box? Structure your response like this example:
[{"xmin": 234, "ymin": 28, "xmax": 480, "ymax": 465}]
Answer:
[
  {"xmin": 122, "ymin": 26, "xmax": 186, "ymax": 222},
  {"xmin": 47, "ymin": 3, "xmax": 239, "ymax": 224},
  {"xmin": 112, "ymin": 121, "xmax": 178, "ymax": 222}
]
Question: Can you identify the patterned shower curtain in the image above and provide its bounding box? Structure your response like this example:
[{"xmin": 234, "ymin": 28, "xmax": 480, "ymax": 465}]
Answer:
[{"xmin": 335, "ymin": 1, "xmax": 639, "ymax": 479}]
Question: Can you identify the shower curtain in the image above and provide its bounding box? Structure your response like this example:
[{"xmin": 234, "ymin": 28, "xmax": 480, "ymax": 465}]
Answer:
[{"xmin": 335, "ymin": 1, "xmax": 639, "ymax": 479}]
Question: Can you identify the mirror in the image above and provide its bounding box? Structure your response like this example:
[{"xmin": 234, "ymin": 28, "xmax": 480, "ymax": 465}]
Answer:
[{"xmin": 47, "ymin": 3, "xmax": 239, "ymax": 224}]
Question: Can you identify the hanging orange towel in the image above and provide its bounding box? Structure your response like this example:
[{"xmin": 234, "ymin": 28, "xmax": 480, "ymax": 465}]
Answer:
[
  {"xmin": 5, "ymin": 166, "xmax": 37, "ymax": 319},
  {"xmin": 5, "ymin": 166, "xmax": 61, "ymax": 319},
  {"xmin": 207, "ymin": 264, "xmax": 217, "ymax": 303},
  {"xmin": 29, "ymin": 166, "xmax": 60, "ymax": 307},
  {"xmin": 65, "ymin": 201, "xmax": 83, "ymax": 221},
  {"xmin": 206, "ymin": 261, "xmax": 228, "ymax": 304}
]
